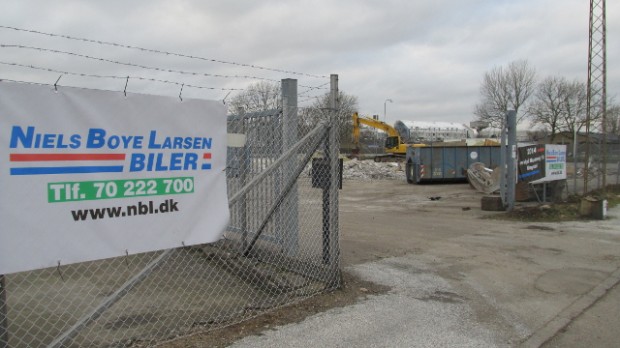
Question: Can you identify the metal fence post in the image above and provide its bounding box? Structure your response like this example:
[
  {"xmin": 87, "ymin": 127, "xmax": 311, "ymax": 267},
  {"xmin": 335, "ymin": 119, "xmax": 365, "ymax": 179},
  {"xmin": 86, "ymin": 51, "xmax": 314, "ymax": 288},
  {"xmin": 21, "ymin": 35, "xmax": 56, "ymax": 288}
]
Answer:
[
  {"xmin": 322, "ymin": 74, "xmax": 340, "ymax": 271},
  {"xmin": 573, "ymin": 129, "xmax": 578, "ymax": 194},
  {"xmin": 328, "ymin": 74, "xmax": 340, "ymax": 277},
  {"xmin": 1, "ymin": 274, "xmax": 9, "ymax": 348},
  {"xmin": 500, "ymin": 111, "xmax": 517, "ymax": 211},
  {"xmin": 505, "ymin": 110, "xmax": 517, "ymax": 211},
  {"xmin": 236, "ymin": 109, "xmax": 249, "ymax": 252},
  {"xmin": 500, "ymin": 121, "xmax": 507, "ymax": 206},
  {"xmin": 281, "ymin": 79, "xmax": 299, "ymax": 255}
]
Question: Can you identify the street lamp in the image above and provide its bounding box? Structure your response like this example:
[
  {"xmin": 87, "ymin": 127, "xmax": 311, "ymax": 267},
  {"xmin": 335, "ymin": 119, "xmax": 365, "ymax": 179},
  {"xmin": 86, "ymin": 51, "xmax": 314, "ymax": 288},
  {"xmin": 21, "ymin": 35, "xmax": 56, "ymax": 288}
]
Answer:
[{"xmin": 384, "ymin": 99, "xmax": 393, "ymax": 122}]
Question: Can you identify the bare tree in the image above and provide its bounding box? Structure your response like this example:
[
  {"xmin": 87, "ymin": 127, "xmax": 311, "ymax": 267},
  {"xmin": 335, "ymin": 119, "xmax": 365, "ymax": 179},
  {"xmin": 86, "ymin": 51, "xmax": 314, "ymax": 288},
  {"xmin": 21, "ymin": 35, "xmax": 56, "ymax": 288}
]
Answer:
[
  {"xmin": 561, "ymin": 80, "xmax": 588, "ymax": 136},
  {"xmin": 228, "ymin": 81, "xmax": 358, "ymax": 150},
  {"xmin": 474, "ymin": 59, "xmax": 537, "ymax": 127},
  {"xmin": 529, "ymin": 76, "xmax": 569, "ymax": 142},
  {"xmin": 604, "ymin": 102, "xmax": 620, "ymax": 135},
  {"xmin": 528, "ymin": 77, "xmax": 589, "ymax": 142},
  {"xmin": 300, "ymin": 92, "xmax": 358, "ymax": 149},
  {"xmin": 228, "ymin": 81, "xmax": 281, "ymax": 113}
]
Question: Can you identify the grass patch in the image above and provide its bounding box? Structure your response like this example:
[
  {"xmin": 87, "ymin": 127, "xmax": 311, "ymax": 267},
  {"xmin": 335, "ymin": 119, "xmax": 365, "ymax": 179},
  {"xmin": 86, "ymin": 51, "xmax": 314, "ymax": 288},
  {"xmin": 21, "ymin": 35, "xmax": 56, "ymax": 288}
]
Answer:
[{"xmin": 492, "ymin": 184, "xmax": 620, "ymax": 222}]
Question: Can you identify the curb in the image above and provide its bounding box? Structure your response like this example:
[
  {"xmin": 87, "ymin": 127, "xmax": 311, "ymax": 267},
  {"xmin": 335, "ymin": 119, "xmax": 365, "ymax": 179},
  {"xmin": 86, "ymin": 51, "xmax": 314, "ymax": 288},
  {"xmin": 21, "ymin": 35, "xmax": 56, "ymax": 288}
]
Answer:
[{"xmin": 520, "ymin": 267, "xmax": 620, "ymax": 348}]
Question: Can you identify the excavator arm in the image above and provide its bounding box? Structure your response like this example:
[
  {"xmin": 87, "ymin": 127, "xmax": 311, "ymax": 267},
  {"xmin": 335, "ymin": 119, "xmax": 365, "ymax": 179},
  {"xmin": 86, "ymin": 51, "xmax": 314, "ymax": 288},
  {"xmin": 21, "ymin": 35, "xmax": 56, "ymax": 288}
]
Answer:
[
  {"xmin": 352, "ymin": 112, "xmax": 403, "ymax": 153},
  {"xmin": 352, "ymin": 112, "xmax": 400, "ymax": 138}
]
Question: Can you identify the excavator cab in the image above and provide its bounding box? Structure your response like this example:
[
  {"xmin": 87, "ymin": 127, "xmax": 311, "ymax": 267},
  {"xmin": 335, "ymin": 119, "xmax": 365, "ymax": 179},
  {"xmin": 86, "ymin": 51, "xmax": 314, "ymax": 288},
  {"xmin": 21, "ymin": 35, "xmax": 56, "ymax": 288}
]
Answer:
[{"xmin": 385, "ymin": 136, "xmax": 400, "ymax": 150}]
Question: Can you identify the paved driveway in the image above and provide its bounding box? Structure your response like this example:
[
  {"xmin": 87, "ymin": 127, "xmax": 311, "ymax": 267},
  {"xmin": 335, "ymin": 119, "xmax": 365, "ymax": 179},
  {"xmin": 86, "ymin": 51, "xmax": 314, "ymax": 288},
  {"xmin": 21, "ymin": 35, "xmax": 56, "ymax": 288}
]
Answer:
[{"xmin": 231, "ymin": 180, "xmax": 620, "ymax": 347}]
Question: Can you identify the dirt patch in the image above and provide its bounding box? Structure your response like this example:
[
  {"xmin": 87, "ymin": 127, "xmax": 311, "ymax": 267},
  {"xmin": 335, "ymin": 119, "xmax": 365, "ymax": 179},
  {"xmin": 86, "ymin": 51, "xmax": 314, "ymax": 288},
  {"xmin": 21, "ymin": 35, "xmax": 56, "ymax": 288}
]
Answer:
[
  {"xmin": 501, "ymin": 202, "xmax": 584, "ymax": 222},
  {"xmin": 149, "ymin": 272, "xmax": 389, "ymax": 348}
]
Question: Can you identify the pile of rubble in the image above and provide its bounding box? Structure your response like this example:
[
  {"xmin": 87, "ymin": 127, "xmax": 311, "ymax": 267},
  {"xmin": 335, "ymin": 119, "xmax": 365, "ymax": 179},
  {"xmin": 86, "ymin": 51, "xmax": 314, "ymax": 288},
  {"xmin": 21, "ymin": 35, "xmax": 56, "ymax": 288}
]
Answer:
[{"xmin": 343, "ymin": 159, "xmax": 405, "ymax": 181}]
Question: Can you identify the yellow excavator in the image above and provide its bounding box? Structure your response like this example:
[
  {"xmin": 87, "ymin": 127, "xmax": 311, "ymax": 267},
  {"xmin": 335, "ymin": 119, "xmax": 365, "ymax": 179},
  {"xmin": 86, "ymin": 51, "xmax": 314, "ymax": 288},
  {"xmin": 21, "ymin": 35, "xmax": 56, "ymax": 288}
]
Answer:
[{"xmin": 351, "ymin": 112, "xmax": 424, "ymax": 161}]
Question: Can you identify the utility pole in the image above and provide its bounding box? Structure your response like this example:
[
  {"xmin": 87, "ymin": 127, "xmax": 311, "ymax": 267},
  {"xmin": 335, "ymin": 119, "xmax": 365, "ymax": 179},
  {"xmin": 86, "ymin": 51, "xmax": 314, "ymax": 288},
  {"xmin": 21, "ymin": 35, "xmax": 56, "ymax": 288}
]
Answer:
[
  {"xmin": 584, "ymin": 0, "xmax": 607, "ymax": 193},
  {"xmin": 383, "ymin": 99, "xmax": 393, "ymax": 122}
]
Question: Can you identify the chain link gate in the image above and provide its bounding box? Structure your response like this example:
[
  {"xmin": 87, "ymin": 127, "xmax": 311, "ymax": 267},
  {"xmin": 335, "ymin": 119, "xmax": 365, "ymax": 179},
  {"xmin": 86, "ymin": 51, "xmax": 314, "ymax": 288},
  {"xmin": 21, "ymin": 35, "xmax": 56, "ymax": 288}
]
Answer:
[{"xmin": 0, "ymin": 76, "xmax": 341, "ymax": 347}]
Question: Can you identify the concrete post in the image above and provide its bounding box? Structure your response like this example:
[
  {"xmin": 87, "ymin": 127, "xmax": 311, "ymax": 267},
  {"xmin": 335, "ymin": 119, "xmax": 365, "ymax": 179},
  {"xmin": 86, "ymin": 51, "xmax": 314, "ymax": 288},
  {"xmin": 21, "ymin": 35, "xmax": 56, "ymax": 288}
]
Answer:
[
  {"xmin": 281, "ymin": 79, "xmax": 299, "ymax": 255},
  {"xmin": 236, "ymin": 109, "xmax": 249, "ymax": 252},
  {"xmin": 505, "ymin": 110, "xmax": 517, "ymax": 211},
  {"xmin": 573, "ymin": 128, "xmax": 578, "ymax": 194},
  {"xmin": 500, "ymin": 122, "xmax": 507, "ymax": 206},
  {"xmin": 322, "ymin": 74, "xmax": 340, "ymax": 284},
  {"xmin": 499, "ymin": 111, "xmax": 517, "ymax": 211},
  {"xmin": 329, "ymin": 74, "xmax": 340, "ymax": 270}
]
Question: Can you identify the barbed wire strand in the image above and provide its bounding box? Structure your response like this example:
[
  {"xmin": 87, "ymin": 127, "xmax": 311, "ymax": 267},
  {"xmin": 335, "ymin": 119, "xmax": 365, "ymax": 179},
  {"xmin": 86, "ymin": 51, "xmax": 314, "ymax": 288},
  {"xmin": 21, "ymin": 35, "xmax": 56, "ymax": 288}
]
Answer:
[
  {"xmin": 0, "ymin": 45, "xmax": 329, "ymax": 91},
  {"xmin": 0, "ymin": 61, "xmax": 244, "ymax": 91},
  {"xmin": 0, "ymin": 25, "xmax": 327, "ymax": 79},
  {"xmin": 298, "ymin": 81, "xmax": 330, "ymax": 97},
  {"xmin": 0, "ymin": 78, "xmax": 325, "ymax": 110},
  {"xmin": 1, "ymin": 44, "xmax": 281, "ymax": 83}
]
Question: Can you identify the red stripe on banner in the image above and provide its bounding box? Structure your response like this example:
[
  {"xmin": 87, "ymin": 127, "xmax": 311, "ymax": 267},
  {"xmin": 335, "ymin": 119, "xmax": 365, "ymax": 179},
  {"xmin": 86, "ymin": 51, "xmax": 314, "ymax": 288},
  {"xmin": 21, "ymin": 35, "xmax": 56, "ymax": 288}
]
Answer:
[
  {"xmin": 203, "ymin": 153, "xmax": 212, "ymax": 159},
  {"xmin": 10, "ymin": 153, "xmax": 126, "ymax": 162}
]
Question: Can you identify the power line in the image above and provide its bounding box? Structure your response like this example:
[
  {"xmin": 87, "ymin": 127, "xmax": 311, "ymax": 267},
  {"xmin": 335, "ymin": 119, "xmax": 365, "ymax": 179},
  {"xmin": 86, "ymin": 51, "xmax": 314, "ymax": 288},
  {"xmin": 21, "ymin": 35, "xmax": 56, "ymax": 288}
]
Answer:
[{"xmin": 0, "ymin": 25, "xmax": 328, "ymax": 79}]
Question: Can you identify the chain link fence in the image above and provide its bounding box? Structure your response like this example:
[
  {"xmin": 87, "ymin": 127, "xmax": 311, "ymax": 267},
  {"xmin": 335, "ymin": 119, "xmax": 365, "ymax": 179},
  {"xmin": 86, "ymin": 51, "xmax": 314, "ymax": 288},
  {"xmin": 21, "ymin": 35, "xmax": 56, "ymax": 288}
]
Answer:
[
  {"xmin": 565, "ymin": 140, "xmax": 620, "ymax": 196},
  {"xmin": 0, "ymin": 77, "xmax": 342, "ymax": 347}
]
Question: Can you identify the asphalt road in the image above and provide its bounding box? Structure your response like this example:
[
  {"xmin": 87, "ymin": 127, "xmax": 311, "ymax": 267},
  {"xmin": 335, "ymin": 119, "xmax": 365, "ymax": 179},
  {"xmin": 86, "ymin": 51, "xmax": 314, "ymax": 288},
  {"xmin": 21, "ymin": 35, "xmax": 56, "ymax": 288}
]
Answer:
[{"xmin": 230, "ymin": 180, "xmax": 620, "ymax": 347}]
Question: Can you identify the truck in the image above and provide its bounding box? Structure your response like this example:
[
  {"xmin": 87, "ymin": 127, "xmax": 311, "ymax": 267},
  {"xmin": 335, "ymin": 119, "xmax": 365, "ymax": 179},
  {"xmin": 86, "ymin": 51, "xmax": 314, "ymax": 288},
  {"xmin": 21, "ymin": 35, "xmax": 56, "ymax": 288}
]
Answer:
[{"xmin": 351, "ymin": 112, "xmax": 424, "ymax": 162}]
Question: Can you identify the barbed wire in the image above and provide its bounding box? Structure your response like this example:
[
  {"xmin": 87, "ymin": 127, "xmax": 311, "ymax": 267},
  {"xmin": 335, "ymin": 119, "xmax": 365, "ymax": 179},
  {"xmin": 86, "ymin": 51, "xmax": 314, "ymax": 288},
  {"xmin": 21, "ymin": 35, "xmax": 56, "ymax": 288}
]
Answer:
[
  {"xmin": 0, "ymin": 27, "xmax": 332, "ymax": 98},
  {"xmin": 0, "ymin": 61, "xmax": 244, "ymax": 91},
  {"xmin": 0, "ymin": 25, "xmax": 328, "ymax": 79},
  {"xmin": 1, "ymin": 44, "xmax": 282, "ymax": 83},
  {"xmin": 0, "ymin": 44, "xmax": 330, "ymax": 92},
  {"xmin": 298, "ymin": 81, "xmax": 330, "ymax": 97}
]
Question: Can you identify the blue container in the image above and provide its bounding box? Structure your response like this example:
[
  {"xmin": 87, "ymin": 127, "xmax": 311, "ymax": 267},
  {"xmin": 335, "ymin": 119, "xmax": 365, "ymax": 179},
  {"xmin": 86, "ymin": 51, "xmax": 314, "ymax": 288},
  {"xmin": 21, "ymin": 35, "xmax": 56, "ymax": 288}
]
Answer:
[{"xmin": 405, "ymin": 145, "xmax": 500, "ymax": 184}]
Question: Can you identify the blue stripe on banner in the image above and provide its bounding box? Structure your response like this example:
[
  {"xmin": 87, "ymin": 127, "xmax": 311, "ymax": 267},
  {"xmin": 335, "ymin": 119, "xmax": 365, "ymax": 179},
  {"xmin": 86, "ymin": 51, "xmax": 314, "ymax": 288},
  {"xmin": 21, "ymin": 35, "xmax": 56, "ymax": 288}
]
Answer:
[
  {"xmin": 519, "ymin": 170, "xmax": 540, "ymax": 179},
  {"xmin": 202, "ymin": 163, "xmax": 212, "ymax": 170},
  {"xmin": 10, "ymin": 166, "xmax": 124, "ymax": 175}
]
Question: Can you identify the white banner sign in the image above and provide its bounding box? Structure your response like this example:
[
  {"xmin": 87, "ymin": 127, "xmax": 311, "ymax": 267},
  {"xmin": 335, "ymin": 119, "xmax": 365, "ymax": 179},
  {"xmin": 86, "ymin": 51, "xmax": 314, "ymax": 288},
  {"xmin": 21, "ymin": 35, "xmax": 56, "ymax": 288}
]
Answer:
[
  {"xmin": 0, "ymin": 81, "xmax": 229, "ymax": 275},
  {"xmin": 531, "ymin": 144, "xmax": 567, "ymax": 184}
]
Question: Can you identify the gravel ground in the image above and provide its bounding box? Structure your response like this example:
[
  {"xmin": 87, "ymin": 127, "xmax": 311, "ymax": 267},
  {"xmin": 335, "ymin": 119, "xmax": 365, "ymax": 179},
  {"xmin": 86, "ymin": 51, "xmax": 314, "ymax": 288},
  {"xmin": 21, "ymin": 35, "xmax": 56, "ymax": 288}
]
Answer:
[{"xmin": 160, "ymin": 168, "xmax": 620, "ymax": 348}]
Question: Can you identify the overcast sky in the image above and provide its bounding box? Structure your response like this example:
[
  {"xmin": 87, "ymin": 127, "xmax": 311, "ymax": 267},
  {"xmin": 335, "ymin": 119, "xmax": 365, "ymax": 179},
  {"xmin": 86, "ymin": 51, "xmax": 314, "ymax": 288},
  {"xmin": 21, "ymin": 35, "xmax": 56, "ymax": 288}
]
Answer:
[{"xmin": 0, "ymin": 0, "xmax": 618, "ymax": 125}]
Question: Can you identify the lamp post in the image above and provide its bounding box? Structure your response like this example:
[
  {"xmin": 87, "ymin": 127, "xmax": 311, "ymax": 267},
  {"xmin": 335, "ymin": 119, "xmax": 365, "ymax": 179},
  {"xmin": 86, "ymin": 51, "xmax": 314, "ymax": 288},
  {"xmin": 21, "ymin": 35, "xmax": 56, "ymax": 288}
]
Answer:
[{"xmin": 383, "ymin": 98, "xmax": 393, "ymax": 122}]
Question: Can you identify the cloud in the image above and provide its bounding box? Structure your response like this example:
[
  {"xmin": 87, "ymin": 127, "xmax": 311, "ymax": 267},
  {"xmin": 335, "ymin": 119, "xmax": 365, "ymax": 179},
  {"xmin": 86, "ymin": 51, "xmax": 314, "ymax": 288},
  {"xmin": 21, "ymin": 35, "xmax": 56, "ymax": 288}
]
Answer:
[{"xmin": 0, "ymin": 0, "xmax": 617, "ymax": 124}]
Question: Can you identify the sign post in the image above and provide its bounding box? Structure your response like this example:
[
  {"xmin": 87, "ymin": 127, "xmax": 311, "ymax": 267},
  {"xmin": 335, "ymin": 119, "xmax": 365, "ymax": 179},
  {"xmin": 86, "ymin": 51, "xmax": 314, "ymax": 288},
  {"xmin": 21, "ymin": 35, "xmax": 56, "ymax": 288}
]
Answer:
[{"xmin": 530, "ymin": 145, "xmax": 567, "ymax": 202}]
